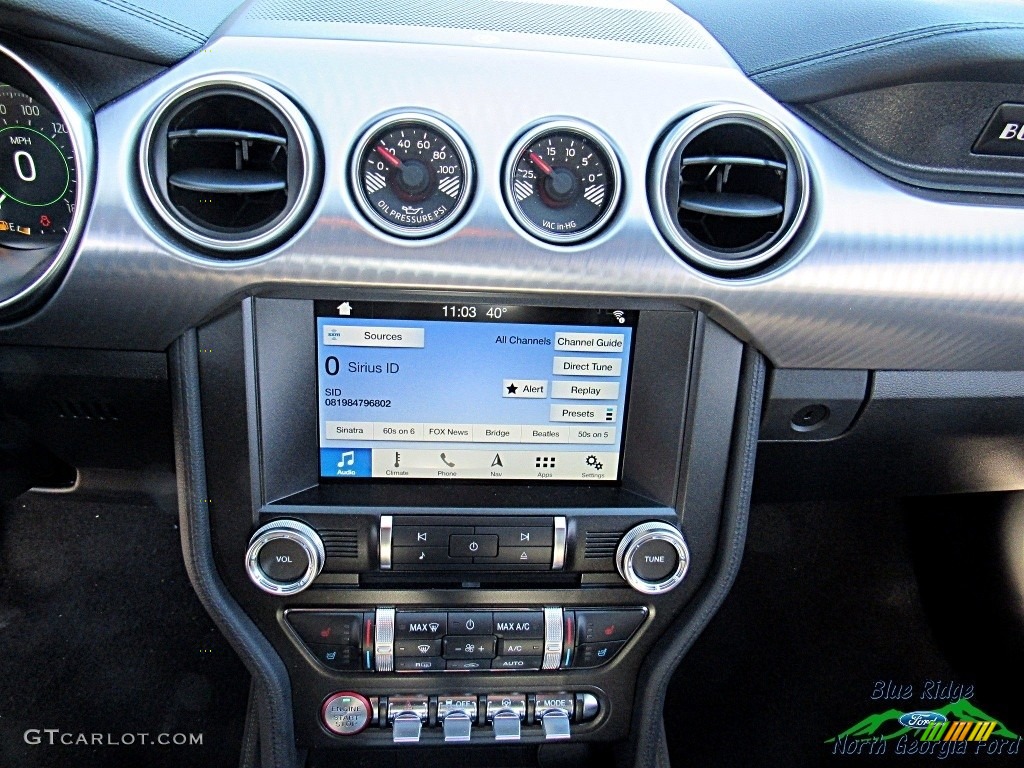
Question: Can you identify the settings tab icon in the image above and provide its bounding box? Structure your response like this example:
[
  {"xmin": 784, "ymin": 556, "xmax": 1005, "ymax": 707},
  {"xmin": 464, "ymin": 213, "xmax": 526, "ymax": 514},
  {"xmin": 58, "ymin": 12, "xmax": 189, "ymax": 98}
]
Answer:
[{"xmin": 585, "ymin": 455, "xmax": 604, "ymax": 471}]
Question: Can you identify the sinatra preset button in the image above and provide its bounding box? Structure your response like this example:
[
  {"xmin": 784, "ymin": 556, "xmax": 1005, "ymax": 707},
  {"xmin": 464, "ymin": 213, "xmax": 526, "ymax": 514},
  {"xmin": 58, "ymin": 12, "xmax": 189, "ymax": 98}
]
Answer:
[
  {"xmin": 550, "ymin": 405, "xmax": 618, "ymax": 423},
  {"xmin": 552, "ymin": 356, "xmax": 622, "ymax": 376},
  {"xmin": 550, "ymin": 380, "xmax": 620, "ymax": 400},
  {"xmin": 553, "ymin": 331, "xmax": 624, "ymax": 353},
  {"xmin": 322, "ymin": 325, "xmax": 425, "ymax": 348},
  {"xmin": 503, "ymin": 379, "xmax": 548, "ymax": 398},
  {"xmin": 324, "ymin": 421, "xmax": 374, "ymax": 440}
]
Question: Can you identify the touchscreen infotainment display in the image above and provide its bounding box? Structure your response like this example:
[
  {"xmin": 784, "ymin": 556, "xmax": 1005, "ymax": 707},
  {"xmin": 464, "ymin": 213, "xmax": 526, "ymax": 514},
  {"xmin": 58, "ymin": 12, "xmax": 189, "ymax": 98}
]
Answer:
[{"xmin": 315, "ymin": 301, "xmax": 637, "ymax": 482}]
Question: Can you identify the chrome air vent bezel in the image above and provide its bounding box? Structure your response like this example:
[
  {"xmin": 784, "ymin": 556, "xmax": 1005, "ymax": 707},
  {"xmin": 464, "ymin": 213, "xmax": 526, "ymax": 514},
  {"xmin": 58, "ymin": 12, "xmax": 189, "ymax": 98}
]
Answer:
[
  {"xmin": 650, "ymin": 104, "xmax": 809, "ymax": 275},
  {"xmin": 139, "ymin": 74, "xmax": 320, "ymax": 256}
]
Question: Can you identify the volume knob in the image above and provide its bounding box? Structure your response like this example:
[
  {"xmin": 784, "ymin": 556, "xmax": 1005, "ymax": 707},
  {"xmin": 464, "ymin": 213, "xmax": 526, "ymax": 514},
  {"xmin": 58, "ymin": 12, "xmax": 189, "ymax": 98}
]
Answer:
[
  {"xmin": 245, "ymin": 519, "xmax": 325, "ymax": 595},
  {"xmin": 615, "ymin": 522, "xmax": 689, "ymax": 595}
]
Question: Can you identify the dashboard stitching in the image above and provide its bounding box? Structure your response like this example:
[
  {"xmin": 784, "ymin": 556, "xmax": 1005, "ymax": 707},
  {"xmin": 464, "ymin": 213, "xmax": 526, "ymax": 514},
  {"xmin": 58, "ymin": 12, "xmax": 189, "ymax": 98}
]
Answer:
[
  {"xmin": 748, "ymin": 22, "xmax": 1024, "ymax": 77},
  {"xmin": 87, "ymin": 0, "xmax": 207, "ymax": 43}
]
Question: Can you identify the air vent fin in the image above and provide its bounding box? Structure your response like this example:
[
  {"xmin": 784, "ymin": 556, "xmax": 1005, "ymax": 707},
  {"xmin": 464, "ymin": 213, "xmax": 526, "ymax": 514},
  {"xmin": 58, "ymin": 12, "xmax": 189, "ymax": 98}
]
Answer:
[
  {"xmin": 585, "ymin": 530, "xmax": 624, "ymax": 559},
  {"xmin": 651, "ymin": 105, "xmax": 809, "ymax": 275},
  {"xmin": 321, "ymin": 530, "xmax": 359, "ymax": 559},
  {"xmin": 140, "ymin": 76, "xmax": 320, "ymax": 257}
]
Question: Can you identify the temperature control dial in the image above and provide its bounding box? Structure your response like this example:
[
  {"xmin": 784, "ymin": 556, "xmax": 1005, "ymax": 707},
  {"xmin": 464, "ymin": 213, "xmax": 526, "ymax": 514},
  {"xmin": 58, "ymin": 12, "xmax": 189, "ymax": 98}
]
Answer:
[
  {"xmin": 351, "ymin": 113, "xmax": 473, "ymax": 238},
  {"xmin": 503, "ymin": 121, "xmax": 621, "ymax": 244}
]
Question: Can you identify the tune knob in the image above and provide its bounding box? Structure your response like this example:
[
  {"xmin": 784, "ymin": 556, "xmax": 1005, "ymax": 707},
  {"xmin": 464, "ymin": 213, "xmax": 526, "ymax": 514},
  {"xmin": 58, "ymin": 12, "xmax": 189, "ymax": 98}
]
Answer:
[
  {"xmin": 245, "ymin": 519, "xmax": 325, "ymax": 595},
  {"xmin": 615, "ymin": 522, "xmax": 689, "ymax": 595}
]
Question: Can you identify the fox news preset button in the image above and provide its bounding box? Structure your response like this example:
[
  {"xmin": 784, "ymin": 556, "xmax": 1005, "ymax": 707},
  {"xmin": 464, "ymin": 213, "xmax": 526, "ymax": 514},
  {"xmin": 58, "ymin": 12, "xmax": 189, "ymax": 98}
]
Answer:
[
  {"xmin": 550, "ymin": 381, "xmax": 620, "ymax": 400},
  {"xmin": 553, "ymin": 332, "xmax": 624, "ymax": 353},
  {"xmin": 552, "ymin": 356, "xmax": 622, "ymax": 376},
  {"xmin": 322, "ymin": 325, "xmax": 425, "ymax": 348}
]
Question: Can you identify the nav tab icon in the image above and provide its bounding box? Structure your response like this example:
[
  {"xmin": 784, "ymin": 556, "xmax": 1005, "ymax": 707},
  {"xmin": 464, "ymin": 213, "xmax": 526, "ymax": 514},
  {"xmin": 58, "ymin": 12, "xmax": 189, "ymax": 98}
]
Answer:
[
  {"xmin": 337, "ymin": 301, "xmax": 353, "ymax": 316},
  {"xmin": 491, "ymin": 454, "xmax": 503, "ymax": 468}
]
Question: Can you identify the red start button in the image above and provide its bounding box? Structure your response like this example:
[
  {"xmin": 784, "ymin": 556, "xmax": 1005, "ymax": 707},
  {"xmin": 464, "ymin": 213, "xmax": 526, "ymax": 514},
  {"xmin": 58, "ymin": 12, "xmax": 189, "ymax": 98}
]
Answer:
[{"xmin": 321, "ymin": 692, "xmax": 372, "ymax": 736}]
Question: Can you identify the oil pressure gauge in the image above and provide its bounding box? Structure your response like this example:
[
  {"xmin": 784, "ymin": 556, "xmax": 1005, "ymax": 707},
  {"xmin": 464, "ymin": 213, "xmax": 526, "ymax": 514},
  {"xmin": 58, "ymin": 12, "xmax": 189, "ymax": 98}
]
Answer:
[
  {"xmin": 351, "ymin": 113, "xmax": 473, "ymax": 239},
  {"xmin": 503, "ymin": 121, "xmax": 621, "ymax": 244}
]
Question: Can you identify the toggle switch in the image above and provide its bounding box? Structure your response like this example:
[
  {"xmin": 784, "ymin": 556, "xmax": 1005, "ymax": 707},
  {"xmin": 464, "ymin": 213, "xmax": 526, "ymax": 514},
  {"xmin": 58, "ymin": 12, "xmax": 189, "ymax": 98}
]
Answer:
[
  {"xmin": 486, "ymin": 694, "xmax": 526, "ymax": 742},
  {"xmin": 540, "ymin": 709, "xmax": 571, "ymax": 740},
  {"xmin": 491, "ymin": 710, "xmax": 522, "ymax": 741},
  {"xmin": 388, "ymin": 695, "xmax": 428, "ymax": 743},
  {"xmin": 536, "ymin": 692, "xmax": 574, "ymax": 740},
  {"xmin": 442, "ymin": 710, "xmax": 474, "ymax": 742},
  {"xmin": 438, "ymin": 696, "xmax": 478, "ymax": 743}
]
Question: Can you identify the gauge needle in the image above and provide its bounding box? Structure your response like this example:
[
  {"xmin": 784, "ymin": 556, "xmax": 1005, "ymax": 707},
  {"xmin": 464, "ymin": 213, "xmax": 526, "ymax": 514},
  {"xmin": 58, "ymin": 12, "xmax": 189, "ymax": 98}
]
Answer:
[
  {"xmin": 0, "ymin": 194, "xmax": 6, "ymax": 208},
  {"xmin": 375, "ymin": 145, "xmax": 403, "ymax": 168},
  {"xmin": 529, "ymin": 151, "xmax": 554, "ymax": 176}
]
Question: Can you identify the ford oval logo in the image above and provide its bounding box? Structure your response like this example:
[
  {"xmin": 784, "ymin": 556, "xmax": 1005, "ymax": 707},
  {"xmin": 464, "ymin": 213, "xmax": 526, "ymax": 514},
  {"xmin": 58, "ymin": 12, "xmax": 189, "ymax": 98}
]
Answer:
[{"xmin": 899, "ymin": 711, "xmax": 947, "ymax": 728}]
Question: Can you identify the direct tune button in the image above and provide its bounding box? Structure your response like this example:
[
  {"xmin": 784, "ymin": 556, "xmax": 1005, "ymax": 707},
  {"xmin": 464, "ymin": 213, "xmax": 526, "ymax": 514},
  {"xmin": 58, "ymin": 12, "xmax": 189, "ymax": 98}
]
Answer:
[
  {"xmin": 616, "ymin": 521, "xmax": 690, "ymax": 595},
  {"xmin": 245, "ymin": 520, "xmax": 325, "ymax": 596},
  {"xmin": 321, "ymin": 692, "xmax": 372, "ymax": 736}
]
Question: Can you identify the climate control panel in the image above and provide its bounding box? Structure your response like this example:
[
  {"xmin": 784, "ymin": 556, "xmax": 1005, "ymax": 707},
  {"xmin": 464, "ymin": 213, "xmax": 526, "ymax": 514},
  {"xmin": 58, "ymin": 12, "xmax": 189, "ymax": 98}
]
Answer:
[{"xmin": 286, "ymin": 607, "xmax": 646, "ymax": 673}]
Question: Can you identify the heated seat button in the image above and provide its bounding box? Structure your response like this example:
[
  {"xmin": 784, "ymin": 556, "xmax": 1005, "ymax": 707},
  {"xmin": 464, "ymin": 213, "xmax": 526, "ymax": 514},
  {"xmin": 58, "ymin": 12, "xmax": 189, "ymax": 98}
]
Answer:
[
  {"xmin": 395, "ymin": 611, "xmax": 447, "ymax": 638},
  {"xmin": 286, "ymin": 611, "xmax": 362, "ymax": 647},
  {"xmin": 632, "ymin": 539, "xmax": 678, "ymax": 581},
  {"xmin": 574, "ymin": 641, "xmax": 625, "ymax": 668},
  {"xmin": 443, "ymin": 636, "xmax": 497, "ymax": 659},
  {"xmin": 449, "ymin": 534, "xmax": 498, "ymax": 558},
  {"xmin": 575, "ymin": 609, "xmax": 646, "ymax": 644},
  {"xmin": 258, "ymin": 538, "xmax": 309, "ymax": 582},
  {"xmin": 308, "ymin": 644, "xmax": 362, "ymax": 671}
]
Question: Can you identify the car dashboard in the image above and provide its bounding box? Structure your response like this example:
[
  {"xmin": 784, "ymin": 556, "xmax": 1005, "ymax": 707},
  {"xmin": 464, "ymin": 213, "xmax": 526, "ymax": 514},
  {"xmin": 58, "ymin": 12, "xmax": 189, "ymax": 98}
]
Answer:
[{"xmin": 3, "ymin": 1, "xmax": 1024, "ymax": 767}]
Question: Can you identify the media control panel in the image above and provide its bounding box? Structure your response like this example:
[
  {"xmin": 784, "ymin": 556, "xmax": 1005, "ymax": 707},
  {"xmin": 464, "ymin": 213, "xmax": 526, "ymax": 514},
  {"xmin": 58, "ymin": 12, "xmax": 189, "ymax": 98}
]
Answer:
[
  {"xmin": 286, "ymin": 607, "xmax": 646, "ymax": 673},
  {"xmin": 381, "ymin": 515, "xmax": 566, "ymax": 570},
  {"xmin": 321, "ymin": 690, "xmax": 601, "ymax": 743}
]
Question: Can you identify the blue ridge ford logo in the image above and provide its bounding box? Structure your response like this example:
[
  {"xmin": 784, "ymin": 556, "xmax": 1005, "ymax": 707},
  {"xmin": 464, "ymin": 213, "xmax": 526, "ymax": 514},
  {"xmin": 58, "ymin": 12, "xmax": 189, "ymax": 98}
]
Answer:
[{"xmin": 899, "ymin": 711, "xmax": 948, "ymax": 728}]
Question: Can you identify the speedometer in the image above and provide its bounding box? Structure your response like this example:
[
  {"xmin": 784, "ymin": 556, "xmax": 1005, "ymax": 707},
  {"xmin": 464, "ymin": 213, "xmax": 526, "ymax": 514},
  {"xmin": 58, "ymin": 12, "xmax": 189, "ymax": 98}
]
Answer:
[{"xmin": 0, "ymin": 84, "xmax": 76, "ymax": 248}]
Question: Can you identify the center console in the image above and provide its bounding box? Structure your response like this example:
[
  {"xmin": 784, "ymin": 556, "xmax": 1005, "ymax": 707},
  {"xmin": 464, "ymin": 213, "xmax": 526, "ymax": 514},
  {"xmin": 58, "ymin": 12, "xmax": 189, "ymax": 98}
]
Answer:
[{"xmin": 185, "ymin": 292, "xmax": 755, "ymax": 763}]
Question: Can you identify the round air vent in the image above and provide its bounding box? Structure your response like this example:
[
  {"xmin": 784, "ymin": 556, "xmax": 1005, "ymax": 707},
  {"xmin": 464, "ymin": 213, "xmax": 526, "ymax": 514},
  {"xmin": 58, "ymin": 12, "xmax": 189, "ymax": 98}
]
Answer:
[
  {"xmin": 140, "ymin": 76, "xmax": 320, "ymax": 256},
  {"xmin": 650, "ymin": 105, "xmax": 809, "ymax": 274}
]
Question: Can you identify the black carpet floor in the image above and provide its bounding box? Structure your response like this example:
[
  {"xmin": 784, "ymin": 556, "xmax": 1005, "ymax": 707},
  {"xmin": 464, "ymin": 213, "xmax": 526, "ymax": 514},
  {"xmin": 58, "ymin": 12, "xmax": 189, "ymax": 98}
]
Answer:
[
  {"xmin": 0, "ymin": 491, "xmax": 249, "ymax": 768},
  {"xmin": 664, "ymin": 498, "xmax": 1024, "ymax": 767}
]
